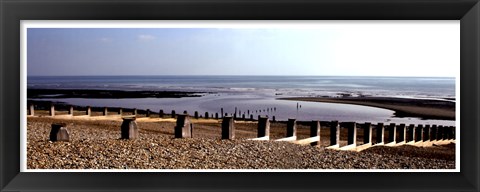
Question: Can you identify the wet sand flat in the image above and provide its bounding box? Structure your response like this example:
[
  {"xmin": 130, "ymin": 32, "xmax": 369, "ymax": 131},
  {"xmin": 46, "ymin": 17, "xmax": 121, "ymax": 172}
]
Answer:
[{"xmin": 279, "ymin": 97, "xmax": 455, "ymax": 120}]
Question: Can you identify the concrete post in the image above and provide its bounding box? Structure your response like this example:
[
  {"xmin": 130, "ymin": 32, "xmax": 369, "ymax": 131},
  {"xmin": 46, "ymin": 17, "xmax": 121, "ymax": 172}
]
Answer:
[
  {"xmin": 287, "ymin": 118, "xmax": 297, "ymax": 137},
  {"xmin": 257, "ymin": 116, "xmax": 270, "ymax": 137},
  {"xmin": 194, "ymin": 111, "xmax": 199, "ymax": 119},
  {"xmin": 310, "ymin": 120, "xmax": 321, "ymax": 146},
  {"xmin": 171, "ymin": 110, "xmax": 176, "ymax": 118},
  {"xmin": 375, "ymin": 123, "xmax": 384, "ymax": 144},
  {"xmin": 205, "ymin": 112, "xmax": 209, "ymax": 119},
  {"xmin": 407, "ymin": 124, "xmax": 415, "ymax": 142},
  {"xmin": 146, "ymin": 109, "xmax": 150, "ymax": 117},
  {"xmin": 330, "ymin": 121, "xmax": 340, "ymax": 146},
  {"xmin": 103, "ymin": 107, "xmax": 108, "ymax": 116},
  {"xmin": 29, "ymin": 104, "xmax": 35, "ymax": 116},
  {"xmin": 50, "ymin": 123, "xmax": 69, "ymax": 142},
  {"xmin": 119, "ymin": 108, "xmax": 123, "ymax": 115},
  {"xmin": 388, "ymin": 123, "xmax": 396, "ymax": 143},
  {"xmin": 49, "ymin": 104, "xmax": 55, "ymax": 117},
  {"xmin": 159, "ymin": 110, "xmax": 164, "ymax": 118},
  {"xmin": 174, "ymin": 114, "xmax": 192, "ymax": 138},
  {"xmin": 86, "ymin": 106, "xmax": 91, "ymax": 116},
  {"xmin": 363, "ymin": 122, "xmax": 372, "ymax": 144},
  {"xmin": 415, "ymin": 124, "xmax": 423, "ymax": 142},
  {"xmin": 121, "ymin": 117, "xmax": 138, "ymax": 139},
  {"xmin": 347, "ymin": 122, "xmax": 357, "ymax": 145},
  {"xmin": 423, "ymin": 125, "xmax": 431, "ymax": 141},
  {"xmin": 221, "ymin": 116, "xmax": 235, "ymax": 139},
  {"xmin": 68, "ymin": 106, "xmax": 74, "ymax": 115},
  {"xmin": 430, "ymin": 125, "xmax": 437, "ymax": 141},
  {"xmin": 398, "ymin": 124, "xmax": 406, "ymax": 142}
]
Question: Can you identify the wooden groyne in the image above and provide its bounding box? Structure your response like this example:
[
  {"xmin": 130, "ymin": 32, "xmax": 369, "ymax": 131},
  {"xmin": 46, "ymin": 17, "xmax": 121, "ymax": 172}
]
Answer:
[{"xmin": 29, "ymin": 104, "xmax": 456, "ymax": 152}]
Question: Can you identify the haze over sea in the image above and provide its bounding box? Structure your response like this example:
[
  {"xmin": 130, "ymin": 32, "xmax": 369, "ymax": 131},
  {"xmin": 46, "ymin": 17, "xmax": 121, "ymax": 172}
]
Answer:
[{"xmin": 27, "ymin": 75, "xmax": 456, "ymax": 126}]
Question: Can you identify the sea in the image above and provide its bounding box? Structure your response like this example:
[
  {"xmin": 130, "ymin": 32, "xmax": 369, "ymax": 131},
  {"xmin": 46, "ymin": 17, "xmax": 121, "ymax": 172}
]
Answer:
[{"xmin": 27, "ymin": 76, "xmax": 456, "ymax": 126}]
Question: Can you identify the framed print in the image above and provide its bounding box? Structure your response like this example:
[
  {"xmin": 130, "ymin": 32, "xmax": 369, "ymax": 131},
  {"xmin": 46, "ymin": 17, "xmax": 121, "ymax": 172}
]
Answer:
[{"xmin": 1, "ymin": 0, "xmax": 479, "ymax": 191}]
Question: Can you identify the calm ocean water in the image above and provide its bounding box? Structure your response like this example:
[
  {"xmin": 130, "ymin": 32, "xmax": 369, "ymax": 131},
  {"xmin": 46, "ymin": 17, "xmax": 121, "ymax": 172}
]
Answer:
[{"xmin": 27, "ymin": 76, "xmax": 456, "ymax": 125}]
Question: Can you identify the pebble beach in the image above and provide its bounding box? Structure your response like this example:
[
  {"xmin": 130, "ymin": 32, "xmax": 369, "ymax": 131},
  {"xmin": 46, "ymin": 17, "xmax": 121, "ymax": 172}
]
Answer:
[{"xmin": 27, "ymin": 115, "xmax": 455, "ymax": 170}]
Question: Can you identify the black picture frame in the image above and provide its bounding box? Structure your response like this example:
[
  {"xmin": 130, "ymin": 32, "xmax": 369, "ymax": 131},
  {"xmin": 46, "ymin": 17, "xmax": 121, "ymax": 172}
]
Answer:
[{"xmin": 1, "ymin": 0, "xmax": 479, "ymax": 191}]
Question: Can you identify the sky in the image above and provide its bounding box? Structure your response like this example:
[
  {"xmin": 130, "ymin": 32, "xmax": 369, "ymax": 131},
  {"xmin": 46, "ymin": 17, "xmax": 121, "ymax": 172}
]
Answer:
[{"xmin": 26, "ymin": 21, "xmax": 459, "ymax": 77}]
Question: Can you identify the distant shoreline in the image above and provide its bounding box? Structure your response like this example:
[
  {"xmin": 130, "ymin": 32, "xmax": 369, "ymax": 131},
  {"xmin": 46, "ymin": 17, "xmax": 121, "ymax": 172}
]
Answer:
[
  {"xmin": 279, "ymin": 97, "xmax": 455, "ymax": 121},
  {"xmin": 27, "ymin": 88, "xmax": 208, "ymax": 99}
]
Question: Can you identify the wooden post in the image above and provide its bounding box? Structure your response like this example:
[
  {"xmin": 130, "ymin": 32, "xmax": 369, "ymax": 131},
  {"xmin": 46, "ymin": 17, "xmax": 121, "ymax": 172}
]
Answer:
[
  {"xmin": 450, "ymin": 126, "xmax": 456, "ymax": 139},
  {"xmin": 174, "ymin": 114, "xmax": 192, "ymax": 138},
  {"xmin": 388, "ymin": 123, "xmax": 396, "ymax": 143},
  {"xmin": 375, "ymin": 123, "xmax": 384, "ymax": 144},
  {"xmin": 398, "ymin": 124, "xmax": 406, "ymax": 142},
  {"xmin": 103, "ymin": 107, "xmax": 108, "ymax": 116},
  {"xmin": 159, "ymin": 109, "xmax": 164, "ymax": 118},
  {"xmin": 330, "ymin": 121, "xmax": 340, "ymax": 146},
  {"xmin": 221, "ymin": 108, "xmax": 224, "ymax": 118},
  {"xmin": 29, "ymin": 104, "xmax": 35, "ymax": 116},
  {"xmin": 347, "ymin": 122, "xmax": 357, "ymax": 145},
  {"xmin": 442, "ymin": 126, "xmax": 449, "ymax": 140},
  {"xmin": 310, "ymin": 120, "xmax": 321, "ymax": 146},
  {"xmin": 68, "ymin": 106, "xmax": 74, "ymax": 115},
  {"xmin": 171, "ymin": 110, "xmax": 176, "ymax": 118},
  {"xmin": 121, "ymin": 117, "xmax": 138, "ymax": 139},
  {"xmin": 234, "ymin": 107, "xmax": 237, "ymax": 119},
  {"xmin": 287, "ymin": 118, "xmax": 297, "ymax": 137},
  {"xmin": 118, "ymin": 108, "xmax": 123, "ymax": 115},
  {"xmin": 423, "ymin": 125, "xmax": 431, "ymax": 141},
  {"xmin": 86, "ymin": 106, "xmax": 91, "ymax": 116},
  {"xmin": 257, "ymin": 116, "xmax": 270, "ymax": 137},
  {"xmin": 407, "ymin": 124, "xmax": 415, "ymax": 142},
  {"xmin": 215, "ymin": 113, "xmax": 219, "ymax": 119},
  {"xmin": 50, "ymin": 123, "xmax": 70, "ymax": 142},
  {"xmin": 272, "ymin": 116, "xmax": 276, "ymax": 122},
  {"xmin": 146, "ymin": 109, "xmax": 150, "ymax": 117},
  {"xmin": 416, "ymin": 124, "xmax": 423, "ymax": 142},
  {"xmin": 363, "ymin": 122, "xmax": 372, "ymax": 144},
  {"xmin": 194, "ymin": 111, "xmax": 199, "ymax": 119},
  {"xmin": 133, "ymin": 108, "xmax": 137, "ymax": 116},
  {"xmin": 221, "ymin": 116, "xmax": 235, "ymax": 139},
  {"xmin": 49, "ymin": 104, "xmax": 55, "ymax": 117},
  {"xmin": 430, "ymin": 125, "xmax": 437, "ymax": 141},
  {"xmin": 437, "ymin": 125, "xmax": 443, "ymax": 140},
  {"xmin": 205, "ymin": 112, "xmax": 209, "ymax": 119}
]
